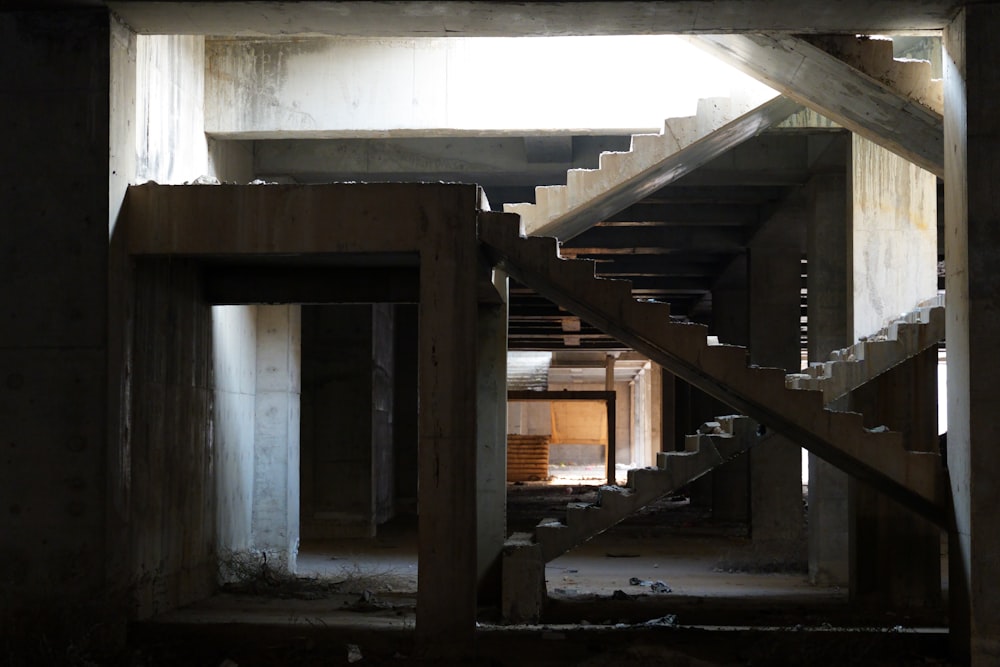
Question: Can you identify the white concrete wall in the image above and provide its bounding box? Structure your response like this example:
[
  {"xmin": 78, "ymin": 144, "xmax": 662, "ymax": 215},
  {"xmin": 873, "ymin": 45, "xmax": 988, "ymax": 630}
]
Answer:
[
  {"xmin": 506, "ymin": 401, "xmax": 552, "ymax": 436},
  {"xmin": 252, "ymin": 305, "xmax": 301, "ymax": 572},
  {"xmin": 136, "ymin": 34, "xmax": 208, "ymax": 183},
  {"xmin": 212, "ymin": 306, "xmax": 257, "ymax": 559},
  {"xmin": 205, "ymin": 36, "xmax": 768, "ymax": 137},
  {"xmin": 850, "ymin": 135, "xmax": 938, "ymax": 339},
  {"xmin": 110, "ymin": 15, "xmax": 136, "ymax": 237}
]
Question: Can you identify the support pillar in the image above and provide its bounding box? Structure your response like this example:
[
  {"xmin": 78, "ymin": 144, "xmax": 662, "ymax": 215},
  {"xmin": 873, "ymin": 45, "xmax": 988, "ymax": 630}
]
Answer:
[
  {"xmin": 252, "ymin": 305, "xmax": 301, "ymax": 573},
  {"xmin": 806, "ymin": 167, "xmax": 851, "ymax": 586},
  {"xmin": 846, "ymin": 133, "xmax": 938, "ymax": 609},
  {"xmin": 945, "ymin": 8, "xmax": 1000, "ymax": 662},
  {"xmin": 749, "ymin": 247, "xmax": 807, "ymax": 567},
  {"xmin": 416, "ymin": 203, "xmax": 479, "ymax": 653},
  {"xmin": 605, "ymin": 353, "xmax": 616, "ymax": 483},
  {"xmin": 707, "ymin": 255, "xmax": 751, "ymax": 523},
  {"xmin": 849, "ymin": 349, "xmax": 940, "ymax": 609},
  {"xmin": 477, "ymin": 271, "xmax": 508, "ymax": 604}
]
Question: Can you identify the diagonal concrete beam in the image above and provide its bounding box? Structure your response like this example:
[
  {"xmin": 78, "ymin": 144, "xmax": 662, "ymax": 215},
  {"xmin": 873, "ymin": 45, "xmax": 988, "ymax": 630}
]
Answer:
[{"xmin": 692, "ymin": 34, "xmax": 944, "ymax": 178}]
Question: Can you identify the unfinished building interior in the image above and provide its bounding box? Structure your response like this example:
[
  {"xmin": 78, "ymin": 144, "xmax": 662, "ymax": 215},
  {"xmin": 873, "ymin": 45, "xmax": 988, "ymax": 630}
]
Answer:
[{"xmin": 4, "ymin": 1, "xmax": 1000, "ymax": 665}]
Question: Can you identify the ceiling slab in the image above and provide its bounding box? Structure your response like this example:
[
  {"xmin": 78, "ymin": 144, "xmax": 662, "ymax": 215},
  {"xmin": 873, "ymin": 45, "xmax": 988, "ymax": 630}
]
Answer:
[{"xmin": 107, "ymin": 1, "xmax": 958, "ymax": 36}]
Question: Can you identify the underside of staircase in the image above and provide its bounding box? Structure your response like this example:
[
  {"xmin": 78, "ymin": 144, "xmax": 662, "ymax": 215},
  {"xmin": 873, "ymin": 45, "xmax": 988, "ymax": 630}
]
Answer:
[
  {"xmin": 482, "ymin": 211, "xmax": 947, "ymax": 531},
  {"xmin": 503, "ymin": 89, "xmax": 802, "ymax": 241}
]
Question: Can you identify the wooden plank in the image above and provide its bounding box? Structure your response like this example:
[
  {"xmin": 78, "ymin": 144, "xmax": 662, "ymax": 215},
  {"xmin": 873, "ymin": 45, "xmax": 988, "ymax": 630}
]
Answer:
[{"xmin": 692, "ymin": 34, "xmax": 943, "ymax": 177}]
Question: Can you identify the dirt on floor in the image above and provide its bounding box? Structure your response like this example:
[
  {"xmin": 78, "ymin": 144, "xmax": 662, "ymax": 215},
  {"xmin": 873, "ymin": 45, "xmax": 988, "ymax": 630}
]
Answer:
[{"xmin": 30, "ymin": 481, "xmax": 954, "ymax": 666}]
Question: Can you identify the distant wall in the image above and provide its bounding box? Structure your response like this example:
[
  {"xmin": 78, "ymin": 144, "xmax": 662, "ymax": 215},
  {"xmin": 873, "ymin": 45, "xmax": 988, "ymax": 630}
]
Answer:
[
  {"xmin": 301, "ymin": 305, "xmax": 376, "ymax": 538},
  {"xmin": 850, "ymin": 135, "xmax": 937, "ymax": 339}
]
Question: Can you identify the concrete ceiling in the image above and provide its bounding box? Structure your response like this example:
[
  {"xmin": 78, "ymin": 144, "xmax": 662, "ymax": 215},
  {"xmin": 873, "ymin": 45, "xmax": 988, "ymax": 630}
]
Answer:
[{"xmin": 104, "ymin": 1, "xmax": 959, "ymax": 36}]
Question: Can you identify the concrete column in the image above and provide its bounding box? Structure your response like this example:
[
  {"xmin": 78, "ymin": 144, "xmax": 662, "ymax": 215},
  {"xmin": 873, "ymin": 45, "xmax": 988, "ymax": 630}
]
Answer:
[
  {"xmin": 252, "ymin": 305, "xmax": 301, "ymax": 573},
  {"xmin": 945, "ymin": 8, "xmax": 1000, "ymax": 662},
  {"xmin": 660, "ymin": 369, "xmax": 675, "ymax": 454},
  {"xmin": 846, "ymin": 134, "xmax": 938, "ymax": 609},
  {"xmin": 849, "ymin": 349, "xmax": 940, "ymax": 609},
  {"xmin": 706, "ymin": 256, "xmax": 751, "ymax": 523},
  {"xmin": 749, "ymin": 247, "xmax": 807, "ymax": 567},
  {"xmin": 393, "ymin": 304, "xmax": 419, "ymax": 513},
  {"xmin": 477, "ymin": 272, "xmax": 508, "ymax": 604},
  {"xmin": 0, "ymin": 10, "xmax": 112, "ymax": 615},
  {"xmin": 416, "ymin": 201, "xmax": 479, "ymax": 652},
  {"xmin": 649, "ymin": 362, "xmax": 663, "ymax": 464},
  {"xmin": 806, "ymin": 169, "xmax": 851, "ymax": 586}
]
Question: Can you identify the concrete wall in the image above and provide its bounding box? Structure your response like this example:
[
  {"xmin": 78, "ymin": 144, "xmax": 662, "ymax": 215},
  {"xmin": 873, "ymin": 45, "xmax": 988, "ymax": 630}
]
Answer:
[
  {"xmin": 252, "ymin": 305, "xmax": 301, "ymax": 571},
  {"xmin": 393, "ymin": 304, "xmax": 419, "ymax": 510},
  {"xmin": 0, "ymin": 11, "xmax": 112, "ymax": 616},
  {"xmin": 204, "ymin": 36, "xmax": 767, "ymax": 137},
  {"xmin": 136, "ymin": 35, "xmax": 209, "ymax": 183},
  {"xmin": 507, "ymin": 402, "xmax": 552, "ymax": 436},
  {"xmin": 849, "ymin": 135, "xmax": 938, "ymax": 339},
  {"xmin": 301, "ymin": 305, "xmax": 379, "ymax": 538},
  {"xmin": 130, "ymin": 260, "xmax": 215, "ymax": 617},
  {"xmin": 372, "ymin": 304, "xmax": 395, "ymax": 525},
  {"xmin": 212, "ymin": 306, "xmax": 257, "ymax": 562}
]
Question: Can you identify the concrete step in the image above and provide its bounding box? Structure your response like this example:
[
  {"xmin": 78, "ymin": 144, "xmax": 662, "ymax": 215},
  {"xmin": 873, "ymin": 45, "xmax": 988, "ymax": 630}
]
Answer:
[
  {"xmin": 479, "ymin": 211, "xmax": 947, "ymax": 528},
  {"xmin": 501, "ymin": 90, "xmax": 794, "ymax": 240},
  {"xmin": 801, "ymin": 35, "xmax": 942, "ymax": 115},
  {"xmin": 525, "ymin": 415, "xmax": 761, "ymax": 563},
  {"xmin": 784, "ymin": 295, "xmax": 945, "ymax": 403}
]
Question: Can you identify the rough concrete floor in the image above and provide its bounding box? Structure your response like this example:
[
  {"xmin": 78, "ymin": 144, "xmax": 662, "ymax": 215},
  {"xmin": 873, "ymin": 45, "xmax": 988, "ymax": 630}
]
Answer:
[{"xmin": 129, "ymin": 482, "xmax": 953, "ymax": 666}]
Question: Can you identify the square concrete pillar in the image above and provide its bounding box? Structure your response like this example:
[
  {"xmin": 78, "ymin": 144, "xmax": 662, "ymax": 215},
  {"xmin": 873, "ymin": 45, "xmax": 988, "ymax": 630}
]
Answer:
[
  {"xmin": 749, "ymin": 247, "xmax": 807, "ymax": 566},
  {"xmin": 846, "ymin": 135, "xmax": 938, "ymax": 610},
  {"xmin": 945, "ymin": 7, "xmax": 1000, "ymax": 662},
  {"xmin": 806, "ymin": 168, "xmax": 851, "ymax": 586},
  {"xmin": 415, "ymin": 194, "xmax": 480, "ymax": 652},
  {"xmin": 252, "ymin": 305, "xmax": 301, "ymax": 573},
  {"xmin": 477, "ymin": 270, "xmax": 508, "ymax": 604}
]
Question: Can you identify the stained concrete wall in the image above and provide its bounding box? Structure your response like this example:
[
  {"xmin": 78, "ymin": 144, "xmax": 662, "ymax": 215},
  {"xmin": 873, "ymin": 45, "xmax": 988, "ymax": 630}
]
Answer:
[
  {"xmin": 130, "ymin": 260, "xmax": 215, "ymax": 617},
  {"xmin": 136, "ymin": 35, "xmax": 208, "ymax": 183},
  {"xmin": 849, "ymin": 135, "xmax": 938, "ymax": 338},
  {"xmin": 204, "ymin": 36, "xmax": 767, "ymax": 137},
  {"xmin": 0, "ymin": 10, "xmax": 112, "ymax": 615},
  {"xmin": 252, "ymin": 305, "xmax": 301, "ymax": 571},
  {"xmin": 212, "ymin": 306, "xmax": 257, "ymax": 560}
]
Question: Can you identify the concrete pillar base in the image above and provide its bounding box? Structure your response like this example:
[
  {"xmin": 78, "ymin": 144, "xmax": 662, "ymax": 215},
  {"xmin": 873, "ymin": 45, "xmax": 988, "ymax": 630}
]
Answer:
[{"xmin": 501, "ymin": 538, "xmax": 546, "ymax": 624}]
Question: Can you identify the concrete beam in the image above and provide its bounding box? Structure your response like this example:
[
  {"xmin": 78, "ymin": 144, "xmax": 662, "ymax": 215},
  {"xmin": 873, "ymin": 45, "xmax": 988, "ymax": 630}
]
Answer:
[
  {"xmin": 124, "ymin": 183, "xmax": 476, "ymax": 255},
  {"xmin": 693, "ymin": 34, "xmax": 944, "ymax": 177},
  {"xmin": 253, "ymin": 136, "xmax": 632, "ymax": 186},
  {"xmin": 108, "ymin": 2, "xmax": 958, "ymax": 36}
]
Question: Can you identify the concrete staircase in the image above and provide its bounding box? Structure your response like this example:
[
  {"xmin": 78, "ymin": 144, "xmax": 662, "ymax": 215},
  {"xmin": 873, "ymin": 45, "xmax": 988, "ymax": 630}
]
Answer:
[
  {"xmin": 799, "ymin": 35, "xmax": 942, "ymax": 115},
  {"xmin": 480, "ymin": 211, "xmax": 947, "ymax": 528},
  {"xmin": 526, "ymin": 415, "xmax": 760, "ymax": 562},
  {"xmin": 691, "ymin": 34, "xmax": 943, "ymax": 177},
  {"xmin": 502, "ymin": 91, "xmax": 801, "ymax": 240},
  {"xmin": 787, "ymin": 295, "xmax": 945, "ymax": 404}
]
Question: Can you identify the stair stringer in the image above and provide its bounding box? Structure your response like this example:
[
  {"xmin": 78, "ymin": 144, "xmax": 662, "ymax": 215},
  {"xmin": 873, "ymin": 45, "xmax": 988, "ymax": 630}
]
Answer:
[
  {"xmin": 532, "ymin": 415, "xmax": 761, "ymax": 563},
  {"xmin": 503, "ymin": 94, "xmax": 802, "ymax": 242},
  {"xmin": 480, "ymin": 211, "xmax": 947, "ymax": 528},
  {"xmin": 786, "ymin": 295, "xmax": 946, "ymax": 404}
]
